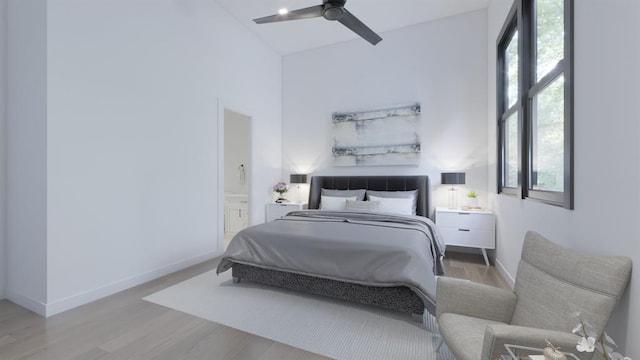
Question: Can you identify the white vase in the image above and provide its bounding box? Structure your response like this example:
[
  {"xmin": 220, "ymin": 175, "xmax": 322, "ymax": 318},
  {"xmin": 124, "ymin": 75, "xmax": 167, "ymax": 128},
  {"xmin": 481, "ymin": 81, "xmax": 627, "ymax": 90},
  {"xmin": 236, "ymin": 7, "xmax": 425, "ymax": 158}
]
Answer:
[{"xmin": 467, "ymin": 197, "xmax": 479, "ymax": 207}]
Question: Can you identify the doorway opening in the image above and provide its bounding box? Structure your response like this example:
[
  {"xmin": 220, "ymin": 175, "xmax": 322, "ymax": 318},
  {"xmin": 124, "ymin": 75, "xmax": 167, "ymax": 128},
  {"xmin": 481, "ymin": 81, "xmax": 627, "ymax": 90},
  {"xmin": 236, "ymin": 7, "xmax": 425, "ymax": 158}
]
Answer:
[{"xmin": 222, "ymin": 109, "xmax": 251, "ymax": 249}]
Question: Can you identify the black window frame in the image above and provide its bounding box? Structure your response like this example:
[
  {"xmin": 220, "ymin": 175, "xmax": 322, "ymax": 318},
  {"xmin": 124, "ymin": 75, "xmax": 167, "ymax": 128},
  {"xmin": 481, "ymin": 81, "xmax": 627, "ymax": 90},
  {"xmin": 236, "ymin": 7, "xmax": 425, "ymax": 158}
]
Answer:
[
  {"xmin": 497, "ymin": 0, "xmax": 574, "ymax": 209},
  {"xmin": 497, "ymin": 4, "xmax": 520, "ymax": 197}
]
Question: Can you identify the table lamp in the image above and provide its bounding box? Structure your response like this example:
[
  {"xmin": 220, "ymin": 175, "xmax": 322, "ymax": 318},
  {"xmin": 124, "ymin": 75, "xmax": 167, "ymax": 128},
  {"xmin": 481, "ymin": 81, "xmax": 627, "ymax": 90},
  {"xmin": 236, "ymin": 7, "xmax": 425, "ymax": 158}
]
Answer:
[
  {"xmin": 441, "ymin": 172, "xmax": 466, "ymax": 209},
  {"xmin": 290, "ymin": 174, "xmax": 308, "ymax": 203}
]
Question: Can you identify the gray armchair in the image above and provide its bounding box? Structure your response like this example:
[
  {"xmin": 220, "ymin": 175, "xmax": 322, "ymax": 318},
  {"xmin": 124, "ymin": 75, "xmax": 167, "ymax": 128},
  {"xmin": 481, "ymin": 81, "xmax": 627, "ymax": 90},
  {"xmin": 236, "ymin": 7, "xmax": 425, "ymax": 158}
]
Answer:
[{"xmin": 436, "ymin": 231, "xmax": 632, "ymax": 360}]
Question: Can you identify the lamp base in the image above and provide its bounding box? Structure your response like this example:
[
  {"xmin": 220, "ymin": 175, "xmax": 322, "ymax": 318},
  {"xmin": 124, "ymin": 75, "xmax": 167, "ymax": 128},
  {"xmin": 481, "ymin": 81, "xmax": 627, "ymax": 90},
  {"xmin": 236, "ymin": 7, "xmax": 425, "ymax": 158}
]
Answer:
[{"xmin": 447, "ymin": 187, "xmax": 458, "ymax": 209}]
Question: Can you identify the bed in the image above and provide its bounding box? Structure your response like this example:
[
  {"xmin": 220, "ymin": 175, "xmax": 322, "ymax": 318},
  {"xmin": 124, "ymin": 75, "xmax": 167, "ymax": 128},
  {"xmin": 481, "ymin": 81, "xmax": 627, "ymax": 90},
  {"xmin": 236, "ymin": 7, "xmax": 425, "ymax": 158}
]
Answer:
[{"xmin": 216, "ymin": 175, "xmax": 445, "ymax": 317}]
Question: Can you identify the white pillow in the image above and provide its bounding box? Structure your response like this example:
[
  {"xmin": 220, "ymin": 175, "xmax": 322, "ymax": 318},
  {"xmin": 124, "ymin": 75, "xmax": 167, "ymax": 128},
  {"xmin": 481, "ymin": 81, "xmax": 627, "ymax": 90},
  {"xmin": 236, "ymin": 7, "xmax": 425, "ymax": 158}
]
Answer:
[
  {"xmin": 320, "ymin": 195, "xmax": 357, "ymax": 211},
  {"xmin": 366, "ymin": 190, "xmax": 418, "ymax": 215},
  {"xmin": 368, "ymin": 195, "xmax": 414, "ymax": 215}
]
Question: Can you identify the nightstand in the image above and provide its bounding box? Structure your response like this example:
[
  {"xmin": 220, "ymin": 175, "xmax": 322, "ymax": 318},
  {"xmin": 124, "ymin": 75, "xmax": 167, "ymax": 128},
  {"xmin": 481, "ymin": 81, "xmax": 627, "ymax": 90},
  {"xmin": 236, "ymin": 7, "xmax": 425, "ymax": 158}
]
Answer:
[
  {"xmin": 435, "ymin": 207, "xmax": 495, "ymax": 266},
  {"xmin": 265, "ymin": 202, "xmax": 306, "ymax": 222}
]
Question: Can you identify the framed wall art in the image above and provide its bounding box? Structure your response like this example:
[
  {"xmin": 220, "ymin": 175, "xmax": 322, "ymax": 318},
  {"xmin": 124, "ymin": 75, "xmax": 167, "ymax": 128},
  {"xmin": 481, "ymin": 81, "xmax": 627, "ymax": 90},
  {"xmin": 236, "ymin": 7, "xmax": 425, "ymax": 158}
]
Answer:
[{"xmin": 331, "ymin": 103, "xmax": 421, "ymax": 166}]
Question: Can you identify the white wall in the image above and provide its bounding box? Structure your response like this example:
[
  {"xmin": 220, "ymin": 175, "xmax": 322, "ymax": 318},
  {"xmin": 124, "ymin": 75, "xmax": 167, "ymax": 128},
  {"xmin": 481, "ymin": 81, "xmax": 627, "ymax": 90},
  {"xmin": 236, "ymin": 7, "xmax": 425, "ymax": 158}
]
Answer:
[
  {"xmin": 282, "ymin": 10, "xmax": 489, "ymax": 214},
  {"xmin": 0, "ymin": 0, "xmax": 7, "ymax": 300},
  {"xmin": 6, "ymin": 0, "xmax": 48, "ymax": 313},
  {"xmin": 224, "ymin": 109, "xmax": 250, "ymax": 195},
  {"xmin": 5, "ymin": 0, "xmax": 282, "ymax": 316},
  {"xmin": 487, "ymin": 0, "xmax": 640, "ymax": 357}
]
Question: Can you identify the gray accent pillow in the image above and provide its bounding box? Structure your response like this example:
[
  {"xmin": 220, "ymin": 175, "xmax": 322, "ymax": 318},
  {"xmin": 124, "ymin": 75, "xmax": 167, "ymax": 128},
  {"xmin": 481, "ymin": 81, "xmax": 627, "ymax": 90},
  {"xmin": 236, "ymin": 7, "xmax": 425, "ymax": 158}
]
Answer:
[
  {"xmin": 321, "ymin": 188, "xmax": 366, "ymax": 201},
  {"xmin": 366, "ymin": 190, "xmax": 418, "ymax": 215},
  {"xmin": 345, "ymin": 200, "xmax": 381, "ymax": 212}
]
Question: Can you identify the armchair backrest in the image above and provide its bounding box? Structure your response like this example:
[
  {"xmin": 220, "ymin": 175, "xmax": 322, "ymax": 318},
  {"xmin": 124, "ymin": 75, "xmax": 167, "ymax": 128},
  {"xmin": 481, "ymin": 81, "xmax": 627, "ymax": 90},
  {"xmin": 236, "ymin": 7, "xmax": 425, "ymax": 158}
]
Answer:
[{"xmin": 511, "ymin": 231, "xmax": 632, "ymax": 334}]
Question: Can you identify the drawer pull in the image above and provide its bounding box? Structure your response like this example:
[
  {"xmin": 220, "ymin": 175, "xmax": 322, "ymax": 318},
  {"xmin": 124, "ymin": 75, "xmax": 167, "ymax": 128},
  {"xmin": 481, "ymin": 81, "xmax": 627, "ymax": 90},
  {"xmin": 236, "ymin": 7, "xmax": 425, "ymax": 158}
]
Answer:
[
  {"xmin": 457, "ymin": 212, "xmax": 470, "ymax": 215},
  {"xmin": 458, "ymin": 228, "xmax": 471, "ymax": 232}
]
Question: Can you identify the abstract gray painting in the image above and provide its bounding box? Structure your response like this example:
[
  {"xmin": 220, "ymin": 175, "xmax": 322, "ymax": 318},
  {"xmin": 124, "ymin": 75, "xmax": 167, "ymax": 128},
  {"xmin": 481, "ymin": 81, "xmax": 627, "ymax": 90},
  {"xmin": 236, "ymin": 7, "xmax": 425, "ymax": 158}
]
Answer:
[{"xmin": 332, "ymin": 103, "xmax": 421, "ymax": 166}]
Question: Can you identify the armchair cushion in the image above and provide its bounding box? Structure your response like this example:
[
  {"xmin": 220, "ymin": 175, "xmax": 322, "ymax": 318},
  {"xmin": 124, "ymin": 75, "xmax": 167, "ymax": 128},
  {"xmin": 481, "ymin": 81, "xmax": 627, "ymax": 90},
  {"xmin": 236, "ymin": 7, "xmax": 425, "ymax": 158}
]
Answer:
[
  {"xmin": 438, "ymin": 313, "xmax": 505, "ymax": 360},
  {"xmin": 436, "ymin": 277, "xmax": 517, "ymax": 323},
  {"xmin": 439, "ymin": 316, "xmax": 588, "ymax": 360}
]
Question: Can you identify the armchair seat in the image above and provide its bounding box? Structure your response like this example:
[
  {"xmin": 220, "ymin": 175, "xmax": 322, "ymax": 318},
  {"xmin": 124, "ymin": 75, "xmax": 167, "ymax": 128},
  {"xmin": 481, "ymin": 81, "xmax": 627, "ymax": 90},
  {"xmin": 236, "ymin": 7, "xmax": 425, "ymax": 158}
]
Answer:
[{"xmin": 438, "ymin": 313, "xmax": 504, "ymax": 360}]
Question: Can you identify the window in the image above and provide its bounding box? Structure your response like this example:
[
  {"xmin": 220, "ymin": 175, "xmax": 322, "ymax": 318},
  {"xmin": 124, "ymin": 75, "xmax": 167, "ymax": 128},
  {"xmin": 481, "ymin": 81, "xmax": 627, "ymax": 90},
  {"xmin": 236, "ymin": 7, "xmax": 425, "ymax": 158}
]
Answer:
[{"xmin": 497, "ymin": 0, "xmax": 573, "ymax": 209}]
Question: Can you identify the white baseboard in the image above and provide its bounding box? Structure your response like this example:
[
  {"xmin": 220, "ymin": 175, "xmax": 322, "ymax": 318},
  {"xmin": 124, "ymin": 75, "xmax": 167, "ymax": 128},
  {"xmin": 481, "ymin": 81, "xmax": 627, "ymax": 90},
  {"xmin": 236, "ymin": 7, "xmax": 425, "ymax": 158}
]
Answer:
[
  {"xmin": 10, "ymin": 250, "xmax": 222, "ymax": 318},
  {"xmin": 494, "ymin": 257, "xmax": 515, "ymax": 288},
  {"xmin": 7, "ymin": 290, "xmax": 47, "ymax": 316}
]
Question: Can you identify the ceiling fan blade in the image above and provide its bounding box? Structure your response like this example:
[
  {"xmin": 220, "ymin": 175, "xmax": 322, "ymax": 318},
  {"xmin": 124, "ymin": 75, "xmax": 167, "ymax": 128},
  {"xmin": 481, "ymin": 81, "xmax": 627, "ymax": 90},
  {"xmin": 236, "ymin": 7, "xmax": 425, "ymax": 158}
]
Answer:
[
  {"xmin": 253, "ymin": 5, "xmax": 323, "ymax": 24},
  {"xmin": 338, "ymin": 9, "xmax": 382, "ymax": 45}
]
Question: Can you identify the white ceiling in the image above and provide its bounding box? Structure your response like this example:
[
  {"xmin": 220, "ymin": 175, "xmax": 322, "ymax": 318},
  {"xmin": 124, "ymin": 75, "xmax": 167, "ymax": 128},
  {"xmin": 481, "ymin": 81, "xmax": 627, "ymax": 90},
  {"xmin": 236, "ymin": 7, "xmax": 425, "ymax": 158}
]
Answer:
[{"xmin": 215, "ymin": 0, "xmax": 490, "ymax": 55}]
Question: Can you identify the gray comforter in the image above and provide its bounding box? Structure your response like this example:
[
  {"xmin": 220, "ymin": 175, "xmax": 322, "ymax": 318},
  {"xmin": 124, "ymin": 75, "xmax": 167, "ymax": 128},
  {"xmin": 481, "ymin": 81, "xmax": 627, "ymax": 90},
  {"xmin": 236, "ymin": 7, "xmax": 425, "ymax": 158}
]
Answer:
[{"xmin": 217, "ymin": 210, "xmax": 446, "ymax": 312}]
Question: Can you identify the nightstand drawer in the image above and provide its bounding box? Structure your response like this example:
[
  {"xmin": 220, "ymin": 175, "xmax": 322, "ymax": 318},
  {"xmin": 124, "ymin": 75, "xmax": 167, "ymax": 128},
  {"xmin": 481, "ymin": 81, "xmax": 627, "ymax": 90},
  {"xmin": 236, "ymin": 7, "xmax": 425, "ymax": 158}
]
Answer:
[
  {"xmin": 439, "ymin": 227, "xmax": 495, "ymax": 249},
  {"xmin": 436, "ymin": 211, "xmax": 493, "ymax": 230}
]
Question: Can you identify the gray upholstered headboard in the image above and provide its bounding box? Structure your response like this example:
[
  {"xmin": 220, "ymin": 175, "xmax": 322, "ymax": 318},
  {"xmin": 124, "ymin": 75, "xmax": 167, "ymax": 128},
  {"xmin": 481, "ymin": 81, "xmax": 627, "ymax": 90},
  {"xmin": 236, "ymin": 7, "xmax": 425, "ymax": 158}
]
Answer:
[{"xmin": 308, "ymin": 176, "xmax": 430, "ymax": 217}]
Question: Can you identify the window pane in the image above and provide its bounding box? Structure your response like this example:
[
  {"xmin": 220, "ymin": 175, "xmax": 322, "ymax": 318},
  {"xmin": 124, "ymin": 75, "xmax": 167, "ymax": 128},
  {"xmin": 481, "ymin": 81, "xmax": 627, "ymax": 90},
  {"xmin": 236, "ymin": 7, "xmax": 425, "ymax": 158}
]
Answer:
[
  {"xmin": 504, "ymin": 112, "xmax": 519, "ymax": 188},
  {"xmin": 506, "ymin": 31, "xmax": 519, "ymax": 108},
  {"xmin": 536, "ymin": 0, "xmax": 564, "ymax": 81},
  {"xmin": 531, "ymin": 75, "xmax": 564, "ymax": 192}
]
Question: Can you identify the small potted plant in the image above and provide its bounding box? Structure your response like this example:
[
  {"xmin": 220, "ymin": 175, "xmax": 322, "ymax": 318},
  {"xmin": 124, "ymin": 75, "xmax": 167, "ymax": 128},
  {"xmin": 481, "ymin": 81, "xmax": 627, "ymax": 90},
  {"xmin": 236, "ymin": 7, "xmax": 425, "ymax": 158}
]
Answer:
[
  {"xmin": 273, "ymin": 182, "xmax": 289, "ymax": 203},
  {"xmin": 466, "ymin": 191, "xmax": 479, "ymax": 208}
]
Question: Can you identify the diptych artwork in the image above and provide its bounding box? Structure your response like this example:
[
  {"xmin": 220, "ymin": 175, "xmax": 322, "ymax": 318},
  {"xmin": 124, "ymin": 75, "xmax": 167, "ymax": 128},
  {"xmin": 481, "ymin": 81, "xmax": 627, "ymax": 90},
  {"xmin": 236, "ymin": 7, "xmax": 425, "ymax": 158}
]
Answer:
[{"xmin": 332, "ymin": 103, "xmax": 421, "ymax": 166}]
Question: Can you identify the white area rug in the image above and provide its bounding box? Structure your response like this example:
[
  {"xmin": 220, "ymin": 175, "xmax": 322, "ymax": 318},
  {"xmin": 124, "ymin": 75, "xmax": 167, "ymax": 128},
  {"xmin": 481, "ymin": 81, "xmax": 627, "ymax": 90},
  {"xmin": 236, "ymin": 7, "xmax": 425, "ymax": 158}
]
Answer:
[{"xmin": 144, "ymin": 269, "xmax": 452, "ymax": 360}]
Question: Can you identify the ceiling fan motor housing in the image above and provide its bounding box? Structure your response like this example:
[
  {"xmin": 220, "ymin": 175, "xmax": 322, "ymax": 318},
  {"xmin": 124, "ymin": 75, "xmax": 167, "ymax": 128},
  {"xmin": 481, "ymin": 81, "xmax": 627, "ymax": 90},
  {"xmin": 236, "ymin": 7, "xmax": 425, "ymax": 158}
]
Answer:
[{"xmin": 323, "ymin": 0, "xmax": 346, "ymax": 21}]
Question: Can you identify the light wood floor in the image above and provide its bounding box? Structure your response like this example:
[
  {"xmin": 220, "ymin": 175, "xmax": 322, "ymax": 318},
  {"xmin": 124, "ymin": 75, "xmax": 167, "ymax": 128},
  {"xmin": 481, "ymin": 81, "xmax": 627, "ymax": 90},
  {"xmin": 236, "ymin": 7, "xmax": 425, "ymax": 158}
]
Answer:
[{"xmin": 0, "ymin": 252, "xmax": 509, "ymax": 360}]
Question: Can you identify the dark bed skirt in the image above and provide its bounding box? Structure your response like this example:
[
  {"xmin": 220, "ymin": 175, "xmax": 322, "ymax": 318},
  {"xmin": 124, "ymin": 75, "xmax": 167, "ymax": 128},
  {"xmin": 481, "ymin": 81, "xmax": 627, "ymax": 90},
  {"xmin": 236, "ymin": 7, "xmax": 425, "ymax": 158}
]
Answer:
[{"xmin": 231, "ymin": 263, "xmax": 425, "ymax": 315}]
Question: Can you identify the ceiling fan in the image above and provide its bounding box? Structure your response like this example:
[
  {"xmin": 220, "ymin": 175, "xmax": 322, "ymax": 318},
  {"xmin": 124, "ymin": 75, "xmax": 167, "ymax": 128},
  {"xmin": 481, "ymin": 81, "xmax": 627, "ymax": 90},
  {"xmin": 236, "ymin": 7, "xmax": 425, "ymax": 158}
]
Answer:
[{"xmin": 253, "ymin": 0, "xmax": 383, "ymax": 46}]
